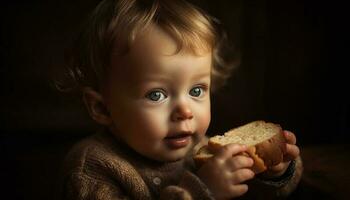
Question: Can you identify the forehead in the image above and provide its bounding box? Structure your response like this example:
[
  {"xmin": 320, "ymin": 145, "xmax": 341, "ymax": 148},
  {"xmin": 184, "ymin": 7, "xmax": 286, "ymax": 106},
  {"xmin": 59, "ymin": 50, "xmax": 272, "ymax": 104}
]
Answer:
[
  {"xmin": 110, "ymin": 24, "xmax": 212, "ymax": 77},
  {"xmin": 113, "ymin": 24, "xmax": 212, "ymax": 59},
  {"xmin": 131, "ymin": 25, "xmax": 179, "ymax": 58}
]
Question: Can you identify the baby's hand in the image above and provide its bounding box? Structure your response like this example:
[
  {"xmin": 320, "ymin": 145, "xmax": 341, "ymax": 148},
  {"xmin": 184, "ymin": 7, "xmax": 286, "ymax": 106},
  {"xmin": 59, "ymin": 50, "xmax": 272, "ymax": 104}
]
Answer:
[
  {"xmin": 197, "ymin": 144, "xmax": 255, "ymax": 200},
  {"xmin": 262, "ymin": 130, "xmax": 300, "ymax": 178}
]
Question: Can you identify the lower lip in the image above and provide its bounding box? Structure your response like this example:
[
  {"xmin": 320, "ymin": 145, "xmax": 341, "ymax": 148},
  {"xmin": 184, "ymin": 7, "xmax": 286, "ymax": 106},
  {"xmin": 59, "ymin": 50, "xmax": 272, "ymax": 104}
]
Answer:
[{"xmin": 164, "ymin": 135, "xmax": 191, "ymax": 149}]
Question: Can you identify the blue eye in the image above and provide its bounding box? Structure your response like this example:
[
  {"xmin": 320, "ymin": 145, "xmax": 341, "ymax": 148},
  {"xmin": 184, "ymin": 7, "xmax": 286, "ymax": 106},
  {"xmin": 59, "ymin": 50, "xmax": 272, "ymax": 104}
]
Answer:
[
  {"xmin": 189, "ymin": 87, "xmax": 204, "ymax": 97},
  {"xmin": 146, "ymin": 91, "xmax": 167, "ymax": 102}
]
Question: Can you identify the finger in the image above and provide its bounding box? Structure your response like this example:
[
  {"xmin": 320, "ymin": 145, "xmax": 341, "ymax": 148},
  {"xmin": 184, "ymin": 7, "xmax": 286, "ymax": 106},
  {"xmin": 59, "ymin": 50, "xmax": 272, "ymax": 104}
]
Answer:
[
  {"xmin": 269, "ymin": 161, "xmax": 290, "ymax": 173},
  {"xmin": 231, "ymin": 168, "xmax": 255, "ymax": 184},
  {"xmin": 228, "ymin": 184, "xmax": 248, "ymax": 198},
  {"xmin": 284, "ymin": 144, "xmax": 300, "ymax": 161},
  {"xmin": 284, "ymin": 130, "xmax": 297, "ymax": 145},
  {"xmin": 227, "ymin": 155, "xmax": 254, "ymax": 170},
  {"xmin": 215, "ymin": 144, "xmax": 248, "ymax": 160}
]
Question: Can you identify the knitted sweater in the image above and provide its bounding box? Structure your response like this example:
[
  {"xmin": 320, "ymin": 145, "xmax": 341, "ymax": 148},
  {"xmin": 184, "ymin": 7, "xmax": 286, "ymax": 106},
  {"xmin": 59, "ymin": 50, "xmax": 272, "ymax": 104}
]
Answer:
[{"xmin": 58, "ymin": 130, "xmax": 303, "ymax": 200}]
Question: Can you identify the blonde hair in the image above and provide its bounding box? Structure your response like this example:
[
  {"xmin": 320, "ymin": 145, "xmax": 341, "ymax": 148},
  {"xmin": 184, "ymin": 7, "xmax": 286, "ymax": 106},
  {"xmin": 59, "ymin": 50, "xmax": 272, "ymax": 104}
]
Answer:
[{"xmin": 57, "ymin": 0, "xmax": 236, "ymax": 93}]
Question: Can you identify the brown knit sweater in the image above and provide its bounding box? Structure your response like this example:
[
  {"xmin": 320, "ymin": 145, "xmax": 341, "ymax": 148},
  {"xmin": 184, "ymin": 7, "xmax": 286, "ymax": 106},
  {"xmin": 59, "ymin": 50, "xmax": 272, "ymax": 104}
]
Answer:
[{"xmin": 58, "ymin": 130, "xmax": 303, "ymax": 200}]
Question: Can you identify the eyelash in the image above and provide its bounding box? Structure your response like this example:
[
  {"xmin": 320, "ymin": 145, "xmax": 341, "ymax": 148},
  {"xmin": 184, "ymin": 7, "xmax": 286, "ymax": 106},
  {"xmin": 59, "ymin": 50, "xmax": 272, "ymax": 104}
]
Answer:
[
  {"xmin": 189, "ymin": 85, "xmax": 208, "ymax": 98},
  {"xmin": 145, "ymin": 89, "xmax": 168, "ymax": 102},
  {"xmin": 145, "ymin": 84, "xmax": 209, "ymax": 102}
]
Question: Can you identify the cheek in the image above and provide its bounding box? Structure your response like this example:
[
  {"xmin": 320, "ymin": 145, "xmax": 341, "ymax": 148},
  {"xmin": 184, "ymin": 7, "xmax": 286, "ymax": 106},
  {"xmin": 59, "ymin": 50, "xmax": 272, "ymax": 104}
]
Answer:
[
  {"xmin": 135, "ymin": 108, "xmax": 169, "ymax": 137},
  {"xmin": 110, "ymin": 102, "xmax": 169, "ymax": 139},
  {"xmin": 196, "ymin": 102, "xmax": 211, "ymax": 134}
]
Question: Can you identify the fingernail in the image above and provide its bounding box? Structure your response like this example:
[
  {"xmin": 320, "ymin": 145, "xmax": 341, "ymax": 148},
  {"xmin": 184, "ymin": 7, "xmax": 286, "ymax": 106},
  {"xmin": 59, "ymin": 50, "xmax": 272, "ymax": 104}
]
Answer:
[
  {"xmin": 249, "ymin": 158, "xmax": 254, "ymax": 165},
  {"xmin": 284, "ymin": 130, "xmax": 290, "ymax": 136}
]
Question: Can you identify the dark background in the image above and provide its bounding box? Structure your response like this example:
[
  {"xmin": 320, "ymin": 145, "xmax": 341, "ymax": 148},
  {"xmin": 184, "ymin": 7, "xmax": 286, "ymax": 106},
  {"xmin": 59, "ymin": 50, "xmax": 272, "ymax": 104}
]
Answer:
[{"xmin": 1, "ymin": 0, "xmax": 349, "ymax": 199}]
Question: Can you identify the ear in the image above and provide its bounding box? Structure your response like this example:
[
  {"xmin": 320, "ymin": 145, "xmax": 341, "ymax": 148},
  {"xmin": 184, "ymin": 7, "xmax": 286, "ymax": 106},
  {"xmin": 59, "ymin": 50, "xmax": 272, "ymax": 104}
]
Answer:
[{"xmin": 82, "ymin": 87, "xmax": 112, "ymax": 125}]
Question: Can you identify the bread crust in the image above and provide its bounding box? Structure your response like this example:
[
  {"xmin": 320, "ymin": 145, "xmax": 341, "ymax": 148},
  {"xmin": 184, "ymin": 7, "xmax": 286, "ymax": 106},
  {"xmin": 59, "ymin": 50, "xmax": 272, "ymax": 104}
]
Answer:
[
  {"xmin": 245, "ymin": 130, "xmax": 286, "ymax": 173},
  {"xmin": 193, "ymin": 145, "xmax": 212, "ymax": 168},
  {"xmin": 193, "ymin": 121, "xmax": 286, "ymax": 174}
]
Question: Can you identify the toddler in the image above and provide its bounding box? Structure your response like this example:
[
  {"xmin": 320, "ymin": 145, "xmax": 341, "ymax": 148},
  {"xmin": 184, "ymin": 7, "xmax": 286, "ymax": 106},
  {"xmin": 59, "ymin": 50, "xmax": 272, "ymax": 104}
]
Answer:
[{"xmin": 58, "ymin": 0, "xmax": 303, "ymax": 199}]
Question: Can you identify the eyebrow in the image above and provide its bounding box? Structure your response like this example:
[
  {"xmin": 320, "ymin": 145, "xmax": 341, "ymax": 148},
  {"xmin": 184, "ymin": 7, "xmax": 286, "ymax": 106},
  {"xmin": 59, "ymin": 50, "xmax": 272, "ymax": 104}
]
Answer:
[
  {"xmin": 137, "ymin": 69, "xmax": 210, "ymax": 83},
  {"xmin": 142, "ymin": 73, "xmax": 210, "ymax": 82},
  {"xmin": 140, "ymin": 75, "xmax": 172, "ymax": 82},
  {"xmin": 192, "ymin": 72, "xmax": 211, "ymax": 80}
]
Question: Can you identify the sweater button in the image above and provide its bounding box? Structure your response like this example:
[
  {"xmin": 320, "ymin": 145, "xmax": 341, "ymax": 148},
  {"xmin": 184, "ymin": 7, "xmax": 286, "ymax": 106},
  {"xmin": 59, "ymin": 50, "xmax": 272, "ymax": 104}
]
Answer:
[{"xmin": 153, "ymin": 177, "xmax": 161, "ymax": 185}]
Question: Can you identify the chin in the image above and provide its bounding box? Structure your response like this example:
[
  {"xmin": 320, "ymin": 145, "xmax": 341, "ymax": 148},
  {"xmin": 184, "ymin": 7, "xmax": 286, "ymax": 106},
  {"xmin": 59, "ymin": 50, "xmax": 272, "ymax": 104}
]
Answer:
[
  {"xmin": 166, "ymin": 155, "xmax": 186, "ymax": 162},
  {"xmin": 148, "ymin": 149, "xmax": 188, "ymax": 162},
  {"xmin": 146, "ymin": 143, "xmax": 194, "ymax": 162},
  {"xmin": 163, "ymin": 148, "xmax": 192, "ymax": 162}
]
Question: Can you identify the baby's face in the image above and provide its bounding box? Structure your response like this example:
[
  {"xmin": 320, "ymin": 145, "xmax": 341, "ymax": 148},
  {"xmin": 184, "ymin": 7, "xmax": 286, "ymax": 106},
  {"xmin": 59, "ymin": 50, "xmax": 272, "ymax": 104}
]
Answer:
[{"xmin": 104, "ymin": 25, "xmax": 211, "ymax": 162}]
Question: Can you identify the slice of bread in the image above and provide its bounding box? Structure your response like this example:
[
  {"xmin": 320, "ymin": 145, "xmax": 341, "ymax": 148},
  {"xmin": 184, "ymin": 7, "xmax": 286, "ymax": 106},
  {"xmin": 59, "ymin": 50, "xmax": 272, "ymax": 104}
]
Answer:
[{"xmin": 194, "ymin": 121, "xmax": 286, "ymax": 174}]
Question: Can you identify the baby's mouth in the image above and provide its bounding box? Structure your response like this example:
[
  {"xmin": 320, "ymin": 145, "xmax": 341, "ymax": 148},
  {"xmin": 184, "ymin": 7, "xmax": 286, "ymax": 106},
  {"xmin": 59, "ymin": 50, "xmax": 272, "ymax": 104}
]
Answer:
[{"xmin": 164, "ymin": 132, "xmax": 193, "ymax": 149}]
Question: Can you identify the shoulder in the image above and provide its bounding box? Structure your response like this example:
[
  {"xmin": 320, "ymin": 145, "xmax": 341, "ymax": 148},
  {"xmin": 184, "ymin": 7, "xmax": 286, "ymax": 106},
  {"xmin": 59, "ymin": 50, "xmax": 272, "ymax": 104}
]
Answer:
[
  {"xmin": 59, "ymin": 130, "xmax": 151, "ymax": 199},
  {"xmin": 62, "ymin": 130, "xmax": 137, "ymax": 179},
  {"xmin": 62, "ymin": 133, "xmax": 106, "ymax": 170}
]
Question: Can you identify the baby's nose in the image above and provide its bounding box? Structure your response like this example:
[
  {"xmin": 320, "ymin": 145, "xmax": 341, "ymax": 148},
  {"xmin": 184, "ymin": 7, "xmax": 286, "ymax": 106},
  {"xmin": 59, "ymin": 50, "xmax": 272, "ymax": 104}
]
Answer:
[{"xmin": 171, "ymin": 106, "xmax": 193, "ymax": 121}]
